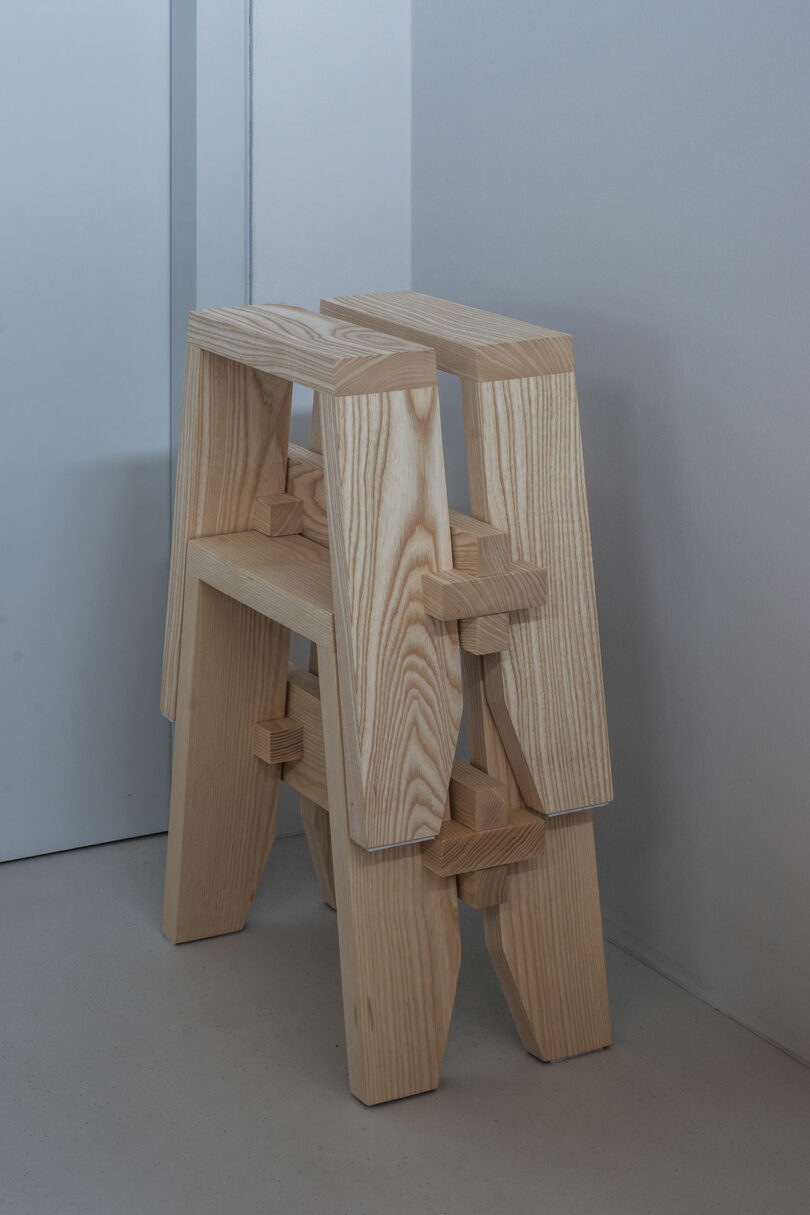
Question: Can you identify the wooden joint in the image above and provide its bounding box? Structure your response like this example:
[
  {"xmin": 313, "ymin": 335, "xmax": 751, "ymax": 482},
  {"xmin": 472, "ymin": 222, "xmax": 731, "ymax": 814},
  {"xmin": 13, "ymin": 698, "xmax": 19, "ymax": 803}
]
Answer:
[
  {"xmin": 448, "ymin": 510, "xmax": 510, "ymax": 574},
  {"xmin": 281, "ymin": 663, "xmax": 329, "ymax": 810},
  {"xmin": 457, "ymin": 865, "xmax": 509, "ymax": 908},
  {"xmin": 449, "ymin": 758, "xmax": 508, "ymax": 830},
  {"xmin": 458, "ymin": 613, "xmax": 509, "ymax": 654},
  {"xmin": 423, "ymin": 562, "xmax": 546, "ymax": 621},
  {"xmin": 253, "ymin": 716, "xmax": 303, "ymax": 764},
  {"xmin": 250, "ymin": 492, "xmax": 304, "ymax": 537},
  {"xmin": 422, "ymin": 806, "xmax": 544, "ymax": 877}
]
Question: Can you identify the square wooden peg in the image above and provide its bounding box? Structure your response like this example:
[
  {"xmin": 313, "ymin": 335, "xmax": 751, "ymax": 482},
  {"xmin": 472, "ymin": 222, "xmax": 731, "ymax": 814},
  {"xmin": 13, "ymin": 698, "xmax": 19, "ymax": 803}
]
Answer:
[
  {"xmin": 459, "ymin": 613, "xmax": 509, "ymax": 655},
  {"xmin": 448, "ymin": 510, "xmax": 510, "ymax": 574},
  {"xmin": 250, "ymin": 492, "xmax": 304, "ymax": 537},
  {"xmin": 449, "ymin": 758, "xmax": 509, "ymax": 831},
  {"xmin": 253, "ymin": 716, "xmax": 304, "ymax": 764},
  {"xmin": 457, "ymin": 865, "xmax": 509, "ymax": 909}
]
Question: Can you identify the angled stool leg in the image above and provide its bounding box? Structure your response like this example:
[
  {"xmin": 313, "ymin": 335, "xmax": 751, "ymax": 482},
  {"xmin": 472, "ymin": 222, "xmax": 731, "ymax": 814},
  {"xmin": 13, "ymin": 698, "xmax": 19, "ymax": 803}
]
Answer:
[
  {"xmin": 296, "ymin": 392, "xmax": 336, "ymax": 909},
  {"xmin": 299, "ymin": 797, "xmax": 335, "ymax": 910},
  {"xmin": 318, "ymin": 646, "xmax": 460, "ymax": 1105},
  {"xmin": 163, "ymin": 575, "xmax": 289, "ymax": 943},
  {"xmin": 463, "ymin": 648, "xmax": 611, "ymax": 1059}
]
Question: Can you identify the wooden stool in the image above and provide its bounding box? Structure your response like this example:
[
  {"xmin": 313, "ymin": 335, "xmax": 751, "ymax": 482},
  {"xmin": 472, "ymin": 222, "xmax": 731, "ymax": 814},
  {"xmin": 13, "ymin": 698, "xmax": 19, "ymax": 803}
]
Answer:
[{"xmin": 160, "ymin": 297, "xmax": 612, "ymax": 1105}]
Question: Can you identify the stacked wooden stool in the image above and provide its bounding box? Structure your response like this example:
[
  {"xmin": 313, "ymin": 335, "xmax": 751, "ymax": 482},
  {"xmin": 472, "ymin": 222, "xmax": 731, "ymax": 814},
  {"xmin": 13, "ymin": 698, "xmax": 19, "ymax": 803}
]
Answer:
[{"xmin": 160, "ymin": 293, "xmax": 613, "ymax": 1105}]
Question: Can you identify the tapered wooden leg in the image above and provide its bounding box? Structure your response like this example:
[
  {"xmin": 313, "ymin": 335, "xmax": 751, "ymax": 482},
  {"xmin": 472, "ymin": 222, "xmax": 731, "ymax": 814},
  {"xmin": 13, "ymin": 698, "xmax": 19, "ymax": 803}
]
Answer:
[
  {"xmin": 318, "ymin": 645, "xmax": 460, "ymax": 1104},
  {"xmin": 299, "ymin": 797, "xmax": 335, "ymax": 910},
  {"xmin": 163, "ymin": 576, "xmax": 290, "ymax": 943},
  {"xmin": 485, "ymin": 813, "xmax": 611, "ymax": 1060},
  {"xmin": 463, "ymin": 649, "xmax": 611, "ymax": 1059}
]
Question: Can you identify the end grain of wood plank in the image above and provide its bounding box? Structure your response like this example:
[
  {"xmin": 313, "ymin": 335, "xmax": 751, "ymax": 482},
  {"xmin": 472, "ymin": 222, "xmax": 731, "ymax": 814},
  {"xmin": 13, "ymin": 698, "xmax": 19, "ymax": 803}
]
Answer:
[
  {"xmin": 423, "ymin": 561, "xmax": 547, "ymax": 621},
  {"xmin": 253, "ymin": 716, "xmax": 303, "ymax": 764},
  {"xmin": 188, "ymin": 303, "xmax": 437, "ymax": 395},
  {"xmin": 321, "ymin": 292, "xmax": 574, "ymax": 382},
  {"xmin": 421, "ymin": 806, "xmax": 544, "ymax": 878}
]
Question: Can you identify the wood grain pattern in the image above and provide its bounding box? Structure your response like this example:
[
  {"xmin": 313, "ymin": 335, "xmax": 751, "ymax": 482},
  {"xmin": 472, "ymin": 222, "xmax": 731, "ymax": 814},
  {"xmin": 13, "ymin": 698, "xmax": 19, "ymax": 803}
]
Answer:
[
  {"xmin": 457, "ymin": 865, "xmax": 509, "ymax": 909},
  {"xmin": 252, "ymin": 716, "xmax": 303, "ymax": 764},
  {"xmin": 464, "ymin": 646, "xmax": 611, "ymax": 1059},
  {"xmin": 448, "ymin": 509, "xmax": 510, "ymax": 573},
  {"xmin": 318, "ymin": 644, "xmax": 460, "ymax": 1104},
  {"xmin": 161, "ymin": 346, "xmax": 293, "ymax": 720},
  {"xmin": 299, "ymin": 798, "xmax": 335, "ymax": 909},
  {"xmin": 186, "ymin": 532, "xmax": 334, "ymax": 650},
  {"xmin": 285, "ymin": 443, "xmax": 328, "ymax": 547},
  {"xmin": 458, "ymin": 613, "xmax": 510, "ymax": 655},
  {"xmin": 321, "ymin": 292, "xmax": 574, "ymax": 382},
  {"xmin": 163, "ymin": 579, "xmax": 289, "ymax": 943},
  {"xmin": 320, "ymin": 385, "xmax": 463, "ymax": 848},
  {"xmin": 423, "ymin": 560, "xmax": 547, "ymax": 621},
  {"xmin": 463, "ymin": 372, "xmax": 612, "ymax": 814},
  {"xmin": 282, "ymin": 664, "xmax": 328, "ymax": 809},
  {"xmin": 449, "ymin": 757, "xmax": 508, "ymax": 831},
  {"xmin": 422, "ymin": 806, "xmax": 544, "ymax": 877},
  {"xmin": 484, "ymin": 812, "xmax": 612, "ymax": 1060},
  {"xmin": 250, "ymin": 492, "xmax": 303, "ymax": 537},
  {"xmin": 188, "ymin": 303, "xmax": 437, "ymax": 395}
]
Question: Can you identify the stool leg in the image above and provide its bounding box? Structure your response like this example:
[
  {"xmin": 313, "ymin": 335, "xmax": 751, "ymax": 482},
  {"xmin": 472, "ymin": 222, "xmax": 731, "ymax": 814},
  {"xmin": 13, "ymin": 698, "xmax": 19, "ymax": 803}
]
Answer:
[
  {"xmin": 318, "ymin": 645, "xmax": 461, "ymax": 1104},
  {"xmin": 299, "ymin": 797, "xmax": 335, "ymax": 910},
  {"xmin": 163, "ymin": 575, "xmax": 290, "ymax": 943},
  {"xmin": 463, "ymin": 650, "xmax": 612, "ymax": 1059}
]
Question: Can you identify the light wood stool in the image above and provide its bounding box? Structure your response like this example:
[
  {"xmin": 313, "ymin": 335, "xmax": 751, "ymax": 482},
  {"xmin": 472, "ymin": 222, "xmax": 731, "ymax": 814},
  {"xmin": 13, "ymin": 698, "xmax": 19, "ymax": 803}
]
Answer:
[{"xmin": 161, "ymin": 297, "xmax": 612, "ymax": 1105}]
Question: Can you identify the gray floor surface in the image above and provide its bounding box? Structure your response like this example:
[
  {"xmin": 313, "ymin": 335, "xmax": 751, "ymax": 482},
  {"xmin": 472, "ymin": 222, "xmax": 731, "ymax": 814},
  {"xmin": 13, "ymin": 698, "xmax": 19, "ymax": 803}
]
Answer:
[{"xmin": 1, "ymin": 833, "xmax": 808, "ymax": 1215}]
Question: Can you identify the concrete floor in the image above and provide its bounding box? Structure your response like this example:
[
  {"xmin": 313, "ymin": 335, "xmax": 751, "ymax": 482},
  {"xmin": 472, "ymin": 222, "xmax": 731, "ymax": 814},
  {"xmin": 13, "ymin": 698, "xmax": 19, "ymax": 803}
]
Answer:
[{"xmin": 1, "ymin": 834, "xmax": 808, "ymax": 1215}]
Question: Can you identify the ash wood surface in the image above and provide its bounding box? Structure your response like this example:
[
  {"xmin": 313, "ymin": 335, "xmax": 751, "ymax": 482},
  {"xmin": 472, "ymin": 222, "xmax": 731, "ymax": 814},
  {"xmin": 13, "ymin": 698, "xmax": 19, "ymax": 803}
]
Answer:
[
  {"xmin": 448, "ymin": 509, "xmax": 510, "ymax": 573},
  {"xmin": 318, "ymin": 645, "xmax": 461, "ymax": 1104},
  {"xmin": 421, "ymin": 806, "xmax": 544, "ymax": 878},
  {"xmin": 295, "ymin": 406, "xmax": 337, "ymax": 906},
  {"xmin": 161, "ymin": 348, "xmax": 293, "ymax": 720},
  {"xmin": 186, "ymin": 532, "xmax": 334, "ymax": 651},
  {"xmin": 163, "ymin": 579, "xmax": 289, "ymax": 943},
  {"xmin": 252, "ymin": 716, "xmax": 303, "ymax": 764},
  {"xmin": 458, "ymin": 613, "xmax": 510, "ymax": 655},
  {"xmin": 463, "ymin": 372, "xmax": 612, "ymax": 815},
  {"xmin": 321, "ymin": 292, "xmax": 574, "ymax": 382},
  {"xmin": 320, "ymin": 385, "xmax": 463, "ymax": 848},
  {"xmin": 188, "ymin": 303, "xmax": 437, "ymax": 395},
  {"xmin": 423, "ymin": 560, "xmax": 547, "ymax": 621},
  {"xmin": 484, "ymin": 812, "xmax": 612, "ymax": 1060},
  {"xmin": 449, "ymin": 758, "xmax": 508, "ymax": 831},
  {"xmin": 464, "ymin": 646, "xmax": 611, "ymax": 1060},
  {"xmin": 457, "ymin": 865, "xmax": 509, "ymax": 909},
  {"xmin": 188, "ymin": 302, "xmax": 437, "ymax": 393},
  {"xmin": 250, "ymin": 492, "xmax": 303, "ymax": 537},
  {"xmin": 299, "ymin": 798, "xmax": 335, "ymax": 909},
  {"xmin": 282, "ymin": 664, "xmax": 328, "ymax": 809},
  {"xmin": 285, "ymin": 443, "xmax": 328, "ymax": 547}
]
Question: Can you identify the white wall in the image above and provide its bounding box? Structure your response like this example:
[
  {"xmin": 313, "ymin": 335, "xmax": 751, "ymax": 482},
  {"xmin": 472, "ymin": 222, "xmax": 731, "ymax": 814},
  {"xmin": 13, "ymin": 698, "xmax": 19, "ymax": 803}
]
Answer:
[
  {"xmin": 411, "ymin": 0, "xmax": 810, "ymax": 1060},
  {"xmin": 0, "ymin": 1, "xmax": 172, "ymax": 858},
  {"xmin": 251, "ymin": 0, "xmax": 412, "ymax": 439},
  {"xmin": 250, "ymin": 0, "xmax": 412, "ymax": 832}
]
